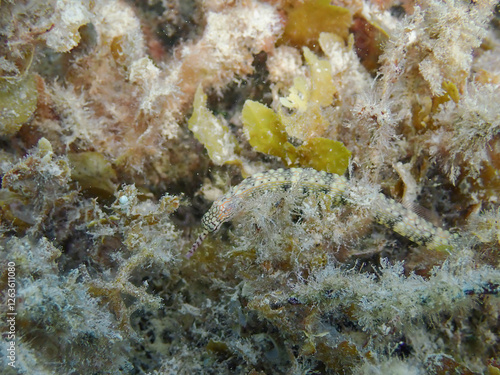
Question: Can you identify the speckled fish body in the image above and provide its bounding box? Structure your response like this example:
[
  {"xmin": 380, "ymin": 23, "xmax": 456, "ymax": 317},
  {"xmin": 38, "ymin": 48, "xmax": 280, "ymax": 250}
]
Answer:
[
  {"xmin": 187, "ymin": 168, "xmax": 455, "ymax": 258},
  {"xmin": 373, "ymin": 194, "xmax": 455, "ymax": 252}
]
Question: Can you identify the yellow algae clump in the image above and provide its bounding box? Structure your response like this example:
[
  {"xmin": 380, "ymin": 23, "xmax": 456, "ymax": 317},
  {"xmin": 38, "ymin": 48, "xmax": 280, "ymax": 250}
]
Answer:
[
  {"xmin": 413, "ymin": 81, "xmax": 461, "ymax": 129},
  {"xmin": 242, "ymin": 101, "xmax": 350, "ymax": 175},
  {"xmin": 279, "ymin": 47, "xmax": 336, "ymax": 140},
  {"xmin": 297, "ymin": 137, "xmax": 351, "ymax": 175},
  {"xmin": 278, "ymin": 47, "xmax": 335, "ymax": 107},
  {"xmin": 0, "ymin": 74, "xmax": 38, "ymax": 136},
  {"xmin": 303, "ymin": 47, "xmax": 336, "ymax": 106},
  {"xmin": 188, "ymin": 86, "xmax": 241, "ymax": 167},
  {"xmin": 68, "ymin": 152, "xmax": 117, "ymax": 196},
  {"xmin": 241, "ymin": 43, "xmax": 351, "ymax": 175},
  {"xmin": 242, "ymin": 100, "xmax": 297, "ymax": 165},
  {"xmin": 279, "ymin": 76, "xmax": 309, "ymax": 112},
  {"xmin": 282, "ymin": 0, "xmax": 352, "ymax": 49},
  {"xmin": 432, "ymin": 81, "xmax": 460, "ymax": 109}
]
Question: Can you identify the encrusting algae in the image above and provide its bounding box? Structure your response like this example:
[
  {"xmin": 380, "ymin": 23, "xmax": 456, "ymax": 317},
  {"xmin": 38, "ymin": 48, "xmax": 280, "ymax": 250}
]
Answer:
[{"xmin": 0, "ymin": 0, "xmax": 499, "ymax": 374}]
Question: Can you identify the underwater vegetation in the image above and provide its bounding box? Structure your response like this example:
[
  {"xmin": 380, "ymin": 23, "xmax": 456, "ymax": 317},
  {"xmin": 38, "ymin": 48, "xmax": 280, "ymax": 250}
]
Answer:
[{"xmin": 0, "ymin": 0, "xmax": 499, "ymax": 374}]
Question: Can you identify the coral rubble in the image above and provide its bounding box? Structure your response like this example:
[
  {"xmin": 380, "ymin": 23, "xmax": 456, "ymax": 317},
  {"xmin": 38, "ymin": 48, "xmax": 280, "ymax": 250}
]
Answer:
[{"xmin": 0, "ymin": 0, "xmax": 499, "ymax": 374}]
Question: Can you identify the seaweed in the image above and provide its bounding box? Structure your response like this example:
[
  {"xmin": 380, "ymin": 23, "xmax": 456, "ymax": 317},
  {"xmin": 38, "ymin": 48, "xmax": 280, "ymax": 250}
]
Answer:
[{"xmin": 0, "ymin": 0, "xmax": 499, "ymax": 374}]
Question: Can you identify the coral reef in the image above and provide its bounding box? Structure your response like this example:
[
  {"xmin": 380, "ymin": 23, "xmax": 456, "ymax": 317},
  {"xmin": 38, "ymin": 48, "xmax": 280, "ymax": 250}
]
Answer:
[{"xmin": 0, "ymin": 0, "xmax": 499, "ymax": 374}]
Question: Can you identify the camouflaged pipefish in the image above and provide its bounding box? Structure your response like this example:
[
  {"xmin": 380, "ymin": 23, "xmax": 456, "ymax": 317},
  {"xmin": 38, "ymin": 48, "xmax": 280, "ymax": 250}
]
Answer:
[{"xmin": 187, "ymin": 168, "xmax": 456, "ymax": 258}]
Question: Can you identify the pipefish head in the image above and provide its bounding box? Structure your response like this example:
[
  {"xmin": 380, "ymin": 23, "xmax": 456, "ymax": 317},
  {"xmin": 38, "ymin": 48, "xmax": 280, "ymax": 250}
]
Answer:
[
  {"xmin": 186, "ymin": 194, "xmax": 240, "ymax": 258},
  {"xmin": 201, "ymin": 194, "xmax": 239, "ymax": 233}
]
